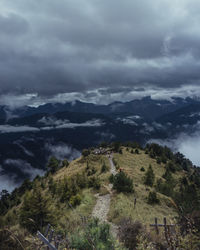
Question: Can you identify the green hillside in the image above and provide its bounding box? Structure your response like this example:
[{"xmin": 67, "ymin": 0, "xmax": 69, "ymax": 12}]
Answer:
[{"xmin": 0, "ymin": 142, "xmax": 200, "ymax": 249}]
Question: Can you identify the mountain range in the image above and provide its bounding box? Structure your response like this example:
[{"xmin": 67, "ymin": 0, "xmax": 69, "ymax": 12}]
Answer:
[{"xmin": 1, "ymin": 96, "xmax": 200, "ymax": 190}]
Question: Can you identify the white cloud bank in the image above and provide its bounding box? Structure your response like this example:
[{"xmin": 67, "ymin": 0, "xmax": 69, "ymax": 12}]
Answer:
[
  {"xmin": 0, "ymin": 125, "xmax": 39, "ymax": 133},
  {"xmin": 0, "ymin": 160, "xmax": 45, "ymax": 192},
  {"xmin": 0, "ymin": 119, "xmax": 104, "ymax": 134},
  {"xmin": 45, "ymin": 143, "xmax": 81, "ymax": 161},
  {"xmin": 149, "ymin": 131, "xmax": 200, "ymax": 166}
]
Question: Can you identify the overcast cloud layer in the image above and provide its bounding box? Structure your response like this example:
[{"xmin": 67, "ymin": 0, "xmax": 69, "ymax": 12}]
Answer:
[{"xmin": 0, "ymin": 0, "xmax": 200, "ymax": 103}]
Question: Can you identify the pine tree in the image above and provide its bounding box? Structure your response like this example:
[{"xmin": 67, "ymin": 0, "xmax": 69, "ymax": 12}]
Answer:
[
  {"xmin": 47, "ymin": 156, "xmax": 60, "ymax": 173},
  {"xmin": 19, "ymin": 188, "xmax": 54, "ymax": 233},
  {"xmin": 144, "ymin": 164, "xmax": 155, "ymax": 187}
]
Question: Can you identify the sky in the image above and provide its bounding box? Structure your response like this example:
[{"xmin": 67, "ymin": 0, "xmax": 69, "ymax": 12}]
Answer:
[{"xmin": 1, "ymin": 0, "xmax": 200, "ymax": 105}]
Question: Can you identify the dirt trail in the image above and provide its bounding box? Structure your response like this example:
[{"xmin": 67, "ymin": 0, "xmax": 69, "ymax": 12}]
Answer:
[
  {"xmin": 92, "ymin": 194, "xmax": 111, "ymax": 222},
  {"xmin": 92, "ymin": 155, "xmax": 118, "ymax": 238},
  {"xmin": 109, "ymin": 155, "xmax": 117, "ymax": 176}
]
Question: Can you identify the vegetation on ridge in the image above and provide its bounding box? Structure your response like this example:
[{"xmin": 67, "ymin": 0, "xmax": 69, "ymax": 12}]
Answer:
[{"xmin": 0, "ymin": 141, "xmax": 200, "ymax": 249}]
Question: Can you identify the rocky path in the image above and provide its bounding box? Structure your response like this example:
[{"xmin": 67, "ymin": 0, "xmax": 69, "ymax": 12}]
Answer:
[
  {"xmin": 92, "ymin": 193, "xmax": 111, "ymax": 222},
  {"xmin": 109, "ymin": 155, "xmax": 117, "ymax": 176},
  {"xmin": 92, "ymin": 155, "xmax": 118, "ymax": 237}
]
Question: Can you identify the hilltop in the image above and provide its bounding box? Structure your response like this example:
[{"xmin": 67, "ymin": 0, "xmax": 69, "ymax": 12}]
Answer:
[{"xmin": 0, "ymin": 142, "xmax": 200, "ymax": 249}]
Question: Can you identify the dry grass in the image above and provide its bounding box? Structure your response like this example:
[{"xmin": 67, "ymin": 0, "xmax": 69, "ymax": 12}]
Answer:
[
  {"xmin": 108, "ymin": 147, "xmax": 179, "ymax": 225},
  {"xmin": 54, "ymin": 154, "xmax": 110, "ymax": 182},
  {"xmin": 2, "ymin": 149, "xmax": 183, "ymax": 245},
  {"xmin": 56, "ymin": 189, "xmax": 96, "ymax": 233}
]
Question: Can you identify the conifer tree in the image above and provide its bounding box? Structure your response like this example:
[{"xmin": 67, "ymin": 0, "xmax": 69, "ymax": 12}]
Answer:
[
  {"xmin": 19, "ymin": 188, "xmax": 54, "ymax": 233},
  {"xmin": 144, "ymin": 164, "xmax": 155, "ymax": 187},
  {"xmin": 47, "ymin": 156, "xmax": 60, "ymax": 173}
]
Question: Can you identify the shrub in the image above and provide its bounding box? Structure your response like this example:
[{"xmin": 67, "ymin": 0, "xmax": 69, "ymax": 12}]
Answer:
[
  {"xmin": 144, "ymin": 164, "xmax": 155, "ymax": 187},
  {"xmin": 88, "ymin": 177, "xmax": 101, "ymax": 190},
  {"xmin": 147, "ymin": 191, "xmax": 159, "ymax": 204},
  {"xmin": 48, "ymin": 177, "xmax": 57, "ymax": 195},
  {"xmin": 112, "ymin": 141, "xmax": 121, "ymax": 152},
  {"xmin": 47, "ymin": 156, "xmax": 60, "ymax": 173},
  {"xmin": 70, "ymin": 218, "xmax": 115, "ymax": 249},
  {"xmin": 113, "ymin": 172, "xmax": 133, "ymax": 193},
  {"xmin": 87, "ymin": 166, "xmax": 96, "ymax": 176},
  {"xmin": 166, "ymin": 161, "xmax": 177, "ymax": 173},
  {"xmin": 101, "ymin": 162, "xmax": 109, "ymax": 173},
  {"xmin": 118, "ymin": 218, "xmax": 143, "ymax": 249},
  {"xmin": 162, "ymin": 167, "xmax": 173, "ymax": 182},
  {"xmin": 135, "ymin": 148, "xmax": 139, "ymax": 154},
  {"xmin": 109, "ymin": 174, "xmax": 114, "ymax": 183},
  {"xmin": 75, "ymin": 173, "xmax": 88, "ymax": 188},
  {"xmin": 69, "ymin": 194, "xmax": 82, "ymax": 207},
  {"xmin": 82, "ymin": 149, "xmax": 90, "ymax": 157},
  {"xmin": 161, "ymin": 155, "xmax": 167, "ymax": 164},
  {"xmin": 62, "ymin": 159, "xmax": 69, "ymax": 167},
  {"xmin": 156, "ymin": 157, "xmax": 161, "ymax": 164}
]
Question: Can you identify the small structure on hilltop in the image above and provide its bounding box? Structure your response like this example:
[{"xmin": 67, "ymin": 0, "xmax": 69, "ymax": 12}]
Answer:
[{"xmin": 93, "ymin": 147, "xmax": 113, "ymax": 155}]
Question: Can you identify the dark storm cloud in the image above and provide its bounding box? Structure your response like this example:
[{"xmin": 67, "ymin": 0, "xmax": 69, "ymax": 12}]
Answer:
[{"xmin": 0, "ymin": 0, "xmax": 200, "ymax": 99}]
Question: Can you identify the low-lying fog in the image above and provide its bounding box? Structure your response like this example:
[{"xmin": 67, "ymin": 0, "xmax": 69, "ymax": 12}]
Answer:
[{"xmin": 150, "ymin": 131, "xmax": 200, "ymax": 166}]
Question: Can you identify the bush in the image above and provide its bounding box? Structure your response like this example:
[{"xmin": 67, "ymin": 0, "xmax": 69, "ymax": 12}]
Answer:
[
  {"xmin": 147, "ymin": 191, "xmax": 159, "ymax": 204},
  {"xmin": 156, "ymin": 157, "xmax": 161, "ymax": 164},
  {"xmin": 144, "ymin": 164, "xmax": 155, "ymax": 187},
  {"xmin": 70, "ymin": 219, "xmax": 115, "ymax": 249},
  {"xmin": 75, "ymin": 173, "xmax": 88, "ymax": 189},
  {"xmin": 166, "ymin": 161, "xmax": 177, "ymax": 173},
  {"xmin": 47, "ymin": 156, "xmax": 60, "ymax": 173},
  {"xmin": 118, "ymin": 218, "xmax": 143, "ymax": 249},
  {"xmin": 101, "ymin": 162, "xmax": 109, "ymax": 173},
  {"xmin": 88, "ymin": 177, "xmax": 101, "ymax": 190},
  {"xmin": 69, "ymin": 194, "xmax": 82, "ymax": 207},
  {"xmin": 161, "ymin": 155, "xmax": 167, "ymax": 164},
  {"xmin": 87, "ymin": 166, "xmax": 96, "ymax": 176},
  {"xmin": 135, "ymin": 148, "xmax": 139, "ymax": 154},
  {"xmin": 82, "ymin": 149, "xmax": 90, "ymax": 157},
  {"xmin": 109, "ymin": 174, "xmax": 114, "ymax": 183},
  {"xmin": 62, "ymin": 159, "xmax": 69, "ymax": 168},
  {"xmin": 113, "ymin": 172, "xmax": 133, "ymax": 193},
  {"xmin": 162, "ymin": 167, "xmax": 173, "ymax": 182},
  {"xmin": 156, "ymin": 179, "xmax": 169, "ymax": 196}
]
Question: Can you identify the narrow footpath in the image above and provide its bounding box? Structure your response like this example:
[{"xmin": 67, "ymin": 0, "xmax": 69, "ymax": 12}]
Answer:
[{"xmin": 92, "ymin": 155, "xmax": 118, "ymax": 237}]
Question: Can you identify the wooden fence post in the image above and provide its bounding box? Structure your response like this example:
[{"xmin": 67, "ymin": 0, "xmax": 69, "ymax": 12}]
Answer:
[
  {"xmin": 155, "ymin": 217, "xmax": 159, "ymax": 235},
  {"xmin": 48, "ymin": 229, "xmax": 54, "ymax": 242},
  {"xmin": 45, "ymin": 224, "xmax": 51, "ymax": 237},
  {"xmin": 164, "ymin": 217, "xmax": 170, "ymax": 246}
]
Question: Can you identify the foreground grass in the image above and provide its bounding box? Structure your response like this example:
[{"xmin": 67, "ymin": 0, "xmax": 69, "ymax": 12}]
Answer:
[{"xmin": 55, "ymin": 188, "xmax": 97, "ymax": 234}]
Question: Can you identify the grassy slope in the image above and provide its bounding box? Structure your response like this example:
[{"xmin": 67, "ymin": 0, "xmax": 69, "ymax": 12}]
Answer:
[
  {"xmin": 2, "ymin": 148, "xmax": 184, "ymax": 235},
  {"xmin": 108, "ymin": 148, "xmax": 180, "ymax": 225},
  {"xmin": 2, "ymin": 154, "xmax": 110, "ymax": 234}
]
